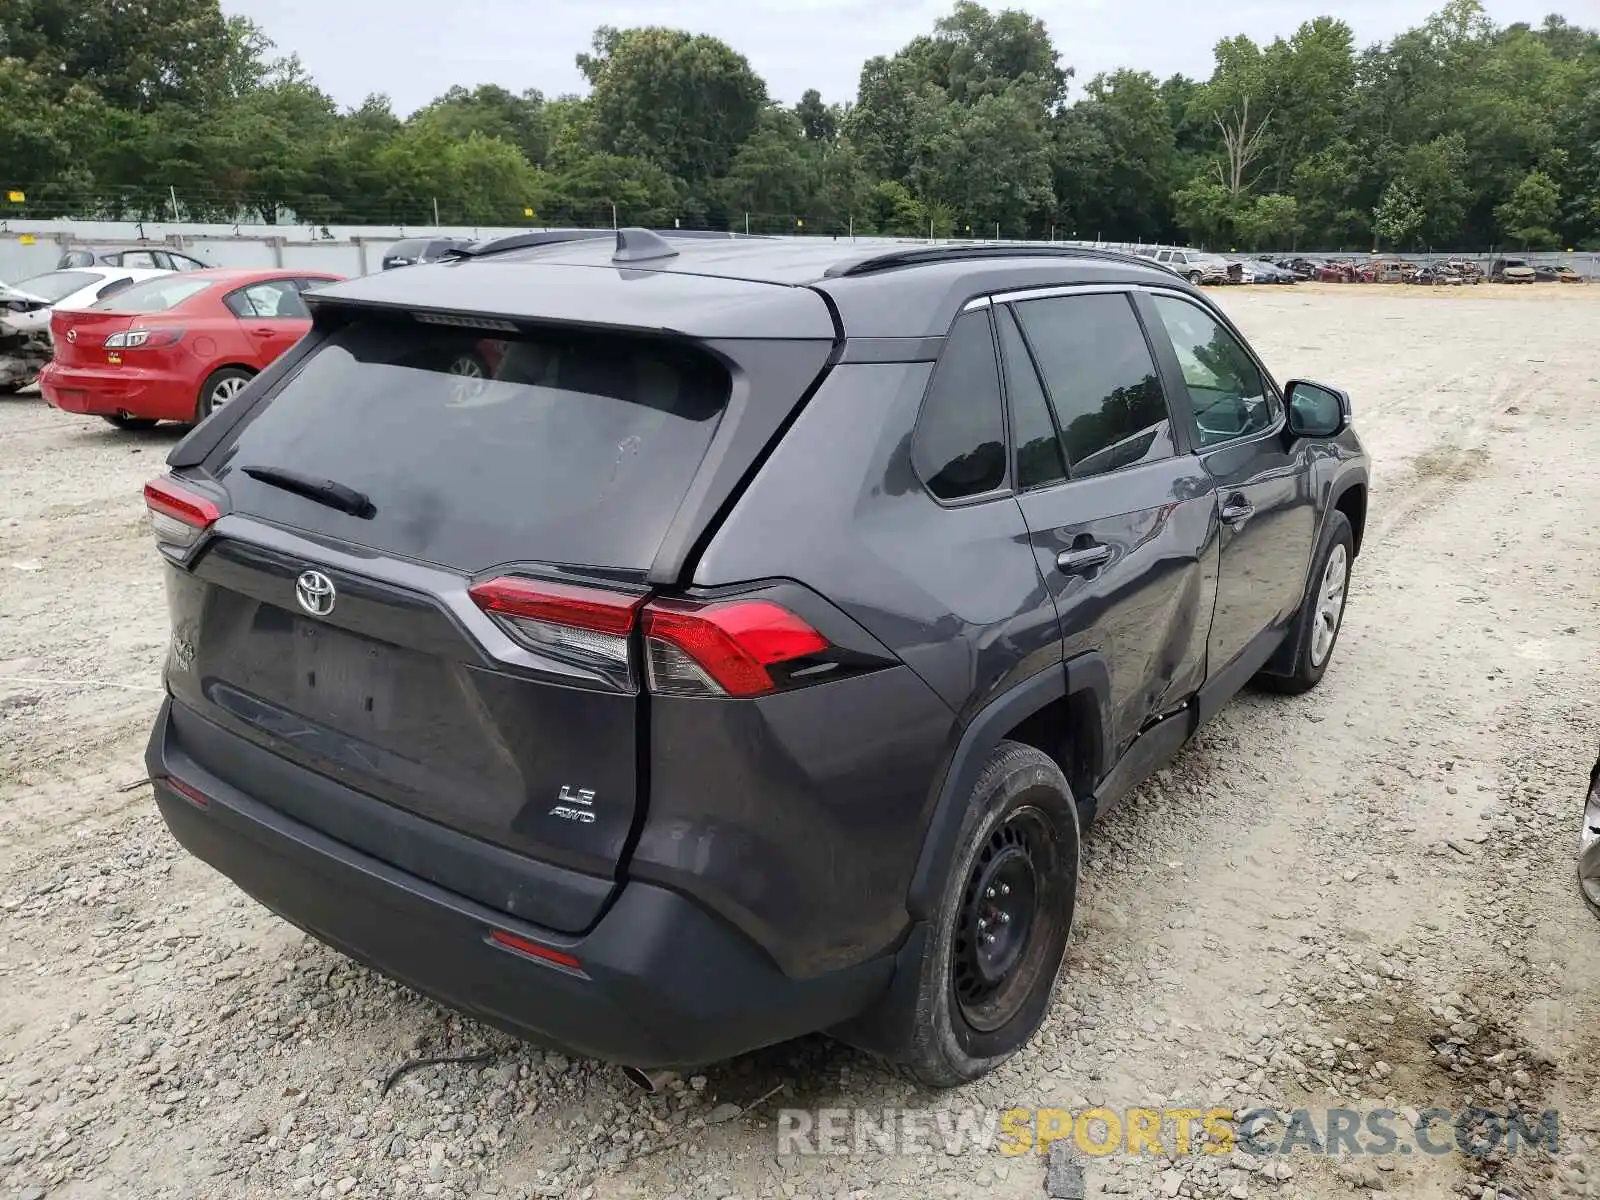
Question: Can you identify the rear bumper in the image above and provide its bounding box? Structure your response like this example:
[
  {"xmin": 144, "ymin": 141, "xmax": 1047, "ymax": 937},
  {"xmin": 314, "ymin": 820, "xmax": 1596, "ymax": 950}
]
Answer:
[
  {"xmin": 146, "ymin": 698, "xmax": 892, "ymax": 1067},
  {"xmin": 40, "ymin": 361, "xmax": 192, "ymax": 420}
]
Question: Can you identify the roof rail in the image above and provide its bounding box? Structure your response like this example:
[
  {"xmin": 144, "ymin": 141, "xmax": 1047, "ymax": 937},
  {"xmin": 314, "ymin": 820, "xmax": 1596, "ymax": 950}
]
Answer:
[
  {"xmin": 823, "ymin": 243, "xmax": 1163, "ymax": 279},
  {"xmin": 443, "ymin": 228, "xmax": 609, "ymax": 260},
  {"xmin": 444, "ymin": 227, "xmax": 748, "ymax": 262}
]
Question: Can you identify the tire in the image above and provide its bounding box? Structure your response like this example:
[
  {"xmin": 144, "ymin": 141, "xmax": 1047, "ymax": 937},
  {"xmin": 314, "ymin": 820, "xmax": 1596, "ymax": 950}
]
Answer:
[
  {"xmin": 1257, "ymin": 511, "xmax": 1354, "ymax": 694},
  {"xmin": 196, "ymin": 367, "xmax": 254, "ymax": 421},
  {"xmin": 896, "ymin": 741, "xmax": 1080, "ymax": 1087},
  {"xmin": 100, "ymin": 414, "xmax": 159, "ymax": 431},
  {"xmin": 0, "ymin": 381, "xmax": 21, "ymax": 395},
  {"xmin": 1186, "ymin": 271, "xmax": 1204, "ymax": 285}
]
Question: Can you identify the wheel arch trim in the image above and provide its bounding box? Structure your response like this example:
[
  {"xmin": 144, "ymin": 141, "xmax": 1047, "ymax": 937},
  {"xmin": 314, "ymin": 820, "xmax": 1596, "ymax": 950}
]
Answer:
[{"xmin": 906, "ymin": 654, "xmax": 1111, "ymax": 919}]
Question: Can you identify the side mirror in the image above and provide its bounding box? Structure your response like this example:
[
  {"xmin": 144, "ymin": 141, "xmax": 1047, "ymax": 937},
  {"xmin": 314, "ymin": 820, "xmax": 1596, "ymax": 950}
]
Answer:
[{"xmin": 1285, "ymin": 379, "xmax": 1350, "ymax": 438}]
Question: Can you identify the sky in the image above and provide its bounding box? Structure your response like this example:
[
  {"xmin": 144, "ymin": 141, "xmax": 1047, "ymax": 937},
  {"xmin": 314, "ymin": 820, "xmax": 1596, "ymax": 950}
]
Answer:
[{"xmin": 220, "ymin": 0, "xmax": 1595, "ymax": 117}]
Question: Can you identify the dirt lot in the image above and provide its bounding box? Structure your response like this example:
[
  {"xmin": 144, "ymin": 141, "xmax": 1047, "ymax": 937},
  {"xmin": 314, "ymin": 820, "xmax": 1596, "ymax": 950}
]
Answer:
[{"xmin": 2, "ymin": 286, "xmax": 1598, "ymax": 1200}]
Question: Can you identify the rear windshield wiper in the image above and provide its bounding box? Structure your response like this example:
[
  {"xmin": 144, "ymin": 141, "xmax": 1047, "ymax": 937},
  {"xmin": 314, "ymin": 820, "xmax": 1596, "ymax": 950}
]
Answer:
[{"xmin": 241, "ymin": 465, "xmax": 376, "ymax": 519}]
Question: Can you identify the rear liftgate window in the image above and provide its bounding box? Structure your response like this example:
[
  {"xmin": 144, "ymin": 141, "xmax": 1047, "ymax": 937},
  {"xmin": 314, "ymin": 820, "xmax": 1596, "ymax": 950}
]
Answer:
[{"xmin": 216, "ymin": 319, "xmax": 730, "ymax": 572}]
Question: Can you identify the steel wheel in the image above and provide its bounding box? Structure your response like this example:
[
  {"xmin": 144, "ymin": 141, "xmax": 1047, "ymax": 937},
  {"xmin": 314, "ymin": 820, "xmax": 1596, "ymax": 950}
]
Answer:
[
  {"xmin": 952, "ymin": 807, "xmax": 1052, "ymax": 1032},
  {"xmin": 1310, "ymin": 542, "xmax": 1348, "ymax": 667},
  {"xmin": 447, "ymin": 355, "xmax": 485, "ymax": 379}
]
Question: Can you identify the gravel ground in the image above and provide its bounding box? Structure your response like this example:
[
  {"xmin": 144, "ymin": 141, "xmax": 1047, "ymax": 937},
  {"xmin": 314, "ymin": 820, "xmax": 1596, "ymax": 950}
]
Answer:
[{"xmin": 2, "ymin": 285, "xmax": 1598, "ymax": 1200}]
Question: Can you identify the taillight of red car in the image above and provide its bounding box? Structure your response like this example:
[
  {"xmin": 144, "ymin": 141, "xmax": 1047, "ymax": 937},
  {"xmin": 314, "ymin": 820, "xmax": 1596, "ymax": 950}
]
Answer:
[{"xmin": 105, "ymin": 327, "xmax": 186, "ymax": 350}]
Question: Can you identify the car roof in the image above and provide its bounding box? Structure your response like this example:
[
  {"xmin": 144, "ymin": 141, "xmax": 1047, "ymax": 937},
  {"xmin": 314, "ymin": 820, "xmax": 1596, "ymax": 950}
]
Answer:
[
  {"xmin": 176, "ymin": 267, "xmax": 342, "ymax": 286},
  {"xmin": 313, "ymin": 234, "xmax": 1189, "ymax": 340}
]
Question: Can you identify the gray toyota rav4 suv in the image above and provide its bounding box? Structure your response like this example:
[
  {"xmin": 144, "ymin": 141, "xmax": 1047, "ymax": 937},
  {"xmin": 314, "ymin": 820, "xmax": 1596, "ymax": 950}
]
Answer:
[{"xmin": 143, "ymin": 231, "xmax": 1369, "ymax": 1086}]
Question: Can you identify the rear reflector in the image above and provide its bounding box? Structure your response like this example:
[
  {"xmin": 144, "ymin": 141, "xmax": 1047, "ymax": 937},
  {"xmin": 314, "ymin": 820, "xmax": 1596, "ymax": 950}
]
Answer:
[
  {"xmin": 163, "ymin": 776, "xmax": 211, "ymax": 809},
  {"xmin": 642, "ymin": 600, "xmax": 829, "ymax": 698},
  {"xmin": 144, "ymin": 477, "xmax": 220, "ymax": 549},
  {"xmin": 487, "ymin": 929, "xmax": 583, "ymax": 971}
]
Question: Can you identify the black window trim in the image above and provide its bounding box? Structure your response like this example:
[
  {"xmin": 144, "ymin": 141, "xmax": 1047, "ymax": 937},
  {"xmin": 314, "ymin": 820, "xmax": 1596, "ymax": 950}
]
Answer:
[
  {"xmin": 910, "ymin": 302, "xmax": 1013, "ymax": 508},
  {"xmin": 1134, "ymin": 285, "xmax": 1287, "ymax": 454},
  {"xmin": 990, "ymin": 282, "xmax": 1189, "ymax": 482},
  {"xmin": 992, "ymin": 303, "xmax": 1068, "ymax": 494}
]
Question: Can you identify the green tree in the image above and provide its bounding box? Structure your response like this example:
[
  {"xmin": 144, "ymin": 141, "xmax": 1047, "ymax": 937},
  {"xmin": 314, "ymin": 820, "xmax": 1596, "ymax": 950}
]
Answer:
[
  {"xmin": 906, "ymin": 82, "xmax": 1056, "ymax": 236},
  {"xmin": 578, "ymin": 26, "xmax": 766, "ymax": 190},
  {"xmin": 0, "ymin": 0, "xmax": 236, "ymax": 110},
  {"xmin": 1055, "ymin": 70, "xmax": 1178, "ymax": 243},
  {"xmin": 412, "ymin": 85, "xmax": 548, "ymax": 166},
  {"xmin": 794, "ymin": 88, "xmax": 838, "ymax": 142},
  {"xmin": 1496, "ymin": 169, "xmax": 1562, "ymax": 245},
  {"xmin": 1235, "ymin": 192, "xmax": 1301, "ymax": 247},
  {"xmin": 862, "ymin": 179, "xmax": 927, "ymax": 236},
  {"xmin": 718, "ymin": 108, "xmax": 812, "ymax": 222},
  {"xmin": 1373, "ymin": 179, "xmax": 1425, "ymax": 247},
  {"xmin": 548, "ymin": 152, "xmax": 681, "ymax": 226}
]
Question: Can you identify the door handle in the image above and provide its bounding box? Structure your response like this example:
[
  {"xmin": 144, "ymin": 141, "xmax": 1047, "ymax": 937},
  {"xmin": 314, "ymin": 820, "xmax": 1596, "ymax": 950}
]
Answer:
[
  {"xmin": 1220, "ymin": 498, "xmax": 1255, "ymax": 526},
  {"xmin": 1056, "ymin": 543, "xmax": 1112, "ymax": 574},
  {"xmin": 250, "ymin": 326, "xmax": 274, "ymax": 337}
]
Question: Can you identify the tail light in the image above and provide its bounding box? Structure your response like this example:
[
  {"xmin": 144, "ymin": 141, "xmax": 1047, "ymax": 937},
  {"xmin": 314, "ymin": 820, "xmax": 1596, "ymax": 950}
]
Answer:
[
  {"xmin": 469, "ymin": 577, "xmax": 644, "ymax": 674},
  {"xmin": 144, "ymin": 476, "xmax": 220, "ymax": 549},
  {"xmin": 105, "ymin": 327, "xmax": 185, "ymax": 349},
  {"xmin": 468, "ymin": 577, "xmax": 834, "ymax": 698},
  {"xmin": 643, "ymin": 599, "xmax": 829, "ymax": 697}
]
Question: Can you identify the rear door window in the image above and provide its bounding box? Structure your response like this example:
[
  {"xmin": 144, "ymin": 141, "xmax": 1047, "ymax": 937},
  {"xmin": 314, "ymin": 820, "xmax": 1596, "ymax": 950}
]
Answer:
[
  {"xmin": 911, "ymin": 310, "xmax": 1007, "ymax": 501},
  {"xmin": 216, "ymin": 319, "xmax": 731, "ymax": 573},
  {"xmin": 225, "ymin": 280, "xmax": 309, "ymax": 319},
  {"xmin": 1013, "ymin": 292, "xmax": 1176, "ymax": 479}
]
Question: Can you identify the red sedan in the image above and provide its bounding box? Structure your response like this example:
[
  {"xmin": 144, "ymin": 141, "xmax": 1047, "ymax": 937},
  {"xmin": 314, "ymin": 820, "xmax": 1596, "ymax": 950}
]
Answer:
[{"xmin": 41, "ymin": 268, "xmax": 342, "ymax": 429}]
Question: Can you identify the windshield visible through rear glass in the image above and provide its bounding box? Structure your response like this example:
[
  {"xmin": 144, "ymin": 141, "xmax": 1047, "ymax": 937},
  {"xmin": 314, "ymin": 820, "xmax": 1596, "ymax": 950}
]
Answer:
[
  {"xmin": 93, "ymin": 277, "xmax": 213, "ymax": 313},
  {"xmin": 13, "ymin": 271, "xmax": 100, "ymax": 303},
  {"xmin": 216, "ymin": 319, "xmax": 731, "ymax": 572}
]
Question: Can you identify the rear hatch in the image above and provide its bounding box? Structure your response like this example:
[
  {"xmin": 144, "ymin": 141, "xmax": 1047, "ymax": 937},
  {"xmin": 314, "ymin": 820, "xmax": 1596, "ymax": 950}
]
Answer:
[{"xmin": 160, "ymin": 306, "xmax": 834, "ymax": 930}]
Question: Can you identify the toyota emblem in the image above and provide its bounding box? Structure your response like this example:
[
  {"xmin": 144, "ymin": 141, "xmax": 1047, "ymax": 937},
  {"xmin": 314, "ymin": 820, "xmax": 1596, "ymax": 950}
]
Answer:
[
  {"xmin": 66, "ymin": 328, "xmax": 77, "ymax": 343},
  {"xmin": 295, "ymin": 569, "xmax": 336, "ymax": 617}
]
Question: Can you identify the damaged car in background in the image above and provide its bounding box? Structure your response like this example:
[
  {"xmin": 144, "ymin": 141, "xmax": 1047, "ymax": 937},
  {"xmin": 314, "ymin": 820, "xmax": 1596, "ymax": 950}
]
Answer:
[{"xmin": 0, "ymin": 268, "xmax": 170, "ymax": 393}]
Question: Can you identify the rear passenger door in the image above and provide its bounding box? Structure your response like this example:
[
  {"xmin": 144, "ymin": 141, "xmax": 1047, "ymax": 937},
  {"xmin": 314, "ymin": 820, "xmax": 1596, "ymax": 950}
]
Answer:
[
  {"xmin": 224, "ymin": 279, "xmax": 312, "ymax": 367},
  {"xmin": 1143, "ymin": 292, "xmax": 1317, "ymax": 696},
  {"xmin": 998, "ymin": 289, "xmax": 1219, "ymax": 769}
]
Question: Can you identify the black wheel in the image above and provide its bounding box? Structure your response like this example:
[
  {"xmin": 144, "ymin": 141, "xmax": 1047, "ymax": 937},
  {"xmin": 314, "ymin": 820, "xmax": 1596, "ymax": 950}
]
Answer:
[
  {"xmin": 1257, "ymin": 511, "xmax": 1354, "ymax": 694},
  {"xmin": 196, "ymin": 367, "xmax": 253, "ymax": 421},
  {"xmin": 898, "ymin": 741, "xmax": 1079, "ymax": 1087},
  {"xmin": 0, "ymin": 382, "xmax": 21, "ymax": 396},
  {"xmin": 100, "ymin": 414, "xmax": 159, "ymax": 431}
]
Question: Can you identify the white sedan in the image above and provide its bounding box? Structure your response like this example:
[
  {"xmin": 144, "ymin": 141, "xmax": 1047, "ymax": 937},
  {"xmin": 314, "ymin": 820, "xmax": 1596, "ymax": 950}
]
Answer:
[{"xmin": 1, "ymin": 266, "xmax": 171, "ymax": 392}]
